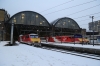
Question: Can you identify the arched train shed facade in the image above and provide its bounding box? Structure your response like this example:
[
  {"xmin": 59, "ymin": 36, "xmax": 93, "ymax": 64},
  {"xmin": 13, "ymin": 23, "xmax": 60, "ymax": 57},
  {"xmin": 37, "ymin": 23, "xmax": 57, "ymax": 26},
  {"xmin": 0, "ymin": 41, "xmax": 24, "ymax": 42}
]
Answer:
[
  {"xmin": 50, "ymin": 17, "xmax": 81, "ymax": 36},
  {"xmin": 5, "ymin": 11, "xmax": 51, "ymax": 40}
]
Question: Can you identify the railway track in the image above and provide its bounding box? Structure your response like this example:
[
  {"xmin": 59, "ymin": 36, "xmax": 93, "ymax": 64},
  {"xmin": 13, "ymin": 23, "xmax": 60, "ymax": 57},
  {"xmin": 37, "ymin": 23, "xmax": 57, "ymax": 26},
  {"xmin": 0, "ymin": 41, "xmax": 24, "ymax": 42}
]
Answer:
[
  {"xmin": 41, "ymin": 46, "xmax": 100, "ymax": 60},
  {"xmin": 19, "ymin": 42, "xmax": 100, "ymax": 60}
]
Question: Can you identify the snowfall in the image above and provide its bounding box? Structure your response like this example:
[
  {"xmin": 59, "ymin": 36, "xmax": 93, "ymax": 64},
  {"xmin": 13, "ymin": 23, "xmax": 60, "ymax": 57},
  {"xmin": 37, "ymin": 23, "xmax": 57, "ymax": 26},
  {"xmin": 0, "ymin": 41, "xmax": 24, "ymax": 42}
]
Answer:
[{"xmin": 0, "ymin": 41, "xmax": 100, "ymax": 66}]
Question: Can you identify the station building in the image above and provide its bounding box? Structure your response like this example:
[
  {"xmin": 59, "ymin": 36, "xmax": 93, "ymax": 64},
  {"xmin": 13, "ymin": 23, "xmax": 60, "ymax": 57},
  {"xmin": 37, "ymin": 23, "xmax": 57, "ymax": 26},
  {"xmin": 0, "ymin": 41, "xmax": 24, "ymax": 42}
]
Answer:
[
  {"xmin": 89, "ymin": 20, "xmax": 100, "ymax": 33},
  {"xmin": 0, "ymin": 9, "xmax": 10, "ymax": 40},
  {"xmin": 4, "ymin": 11, "xmax": 81, "ymax": 40}
]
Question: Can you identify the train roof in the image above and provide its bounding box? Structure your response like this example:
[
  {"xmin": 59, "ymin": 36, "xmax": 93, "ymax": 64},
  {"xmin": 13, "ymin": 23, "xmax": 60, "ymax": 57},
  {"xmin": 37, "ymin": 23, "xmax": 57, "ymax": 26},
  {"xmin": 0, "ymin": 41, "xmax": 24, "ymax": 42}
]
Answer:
[
  {"xmin": 19, "ymin": 33, "xmax": 38, "ymax": 36},
  {"xmin": 29, "ymin": 33, "xmax": 38, "ymax": 35}
]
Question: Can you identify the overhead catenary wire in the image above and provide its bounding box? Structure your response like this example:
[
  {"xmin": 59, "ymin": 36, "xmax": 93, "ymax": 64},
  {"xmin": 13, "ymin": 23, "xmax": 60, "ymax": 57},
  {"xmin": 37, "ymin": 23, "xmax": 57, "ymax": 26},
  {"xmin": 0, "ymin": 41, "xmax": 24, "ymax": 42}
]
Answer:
[
  {"xmin": 39, "ymin": 0, "xmax": 100, "ymax": 29},
  {"xmin": 44, "ymin": 0, "xmax": 97, "ymax": 15},
  {"xmin": 80, "ymin": 24, "xmax": 88, "ymax": 26},
  {"xmin": 66, "ymin": 4, "xmax": 100, "ymax": 16},
  {"xmin": 40, "ymin": 0, "xmax": 74, "ymax": 13},
  {"xmin": 71, "ymin": 12, "xmax": 100, "ymax": 28},
  {"xmin": 77, "ymin": 16, "xmax": 100, "ymax": 27},
  {"xmin": 74, "ymin": 12, "xmax": 100, "ymax": 19},
  {"xmin": 77, "ymin": 16, "xmax": 100, "ymax": 22}
]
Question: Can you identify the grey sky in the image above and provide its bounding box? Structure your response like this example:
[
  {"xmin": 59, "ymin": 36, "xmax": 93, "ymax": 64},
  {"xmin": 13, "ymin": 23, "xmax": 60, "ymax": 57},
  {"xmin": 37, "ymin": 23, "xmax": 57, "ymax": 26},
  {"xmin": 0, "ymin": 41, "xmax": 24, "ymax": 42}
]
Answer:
[{"xmin": 0, "ymin": 0, "xmax": 100, "ymax": 30}]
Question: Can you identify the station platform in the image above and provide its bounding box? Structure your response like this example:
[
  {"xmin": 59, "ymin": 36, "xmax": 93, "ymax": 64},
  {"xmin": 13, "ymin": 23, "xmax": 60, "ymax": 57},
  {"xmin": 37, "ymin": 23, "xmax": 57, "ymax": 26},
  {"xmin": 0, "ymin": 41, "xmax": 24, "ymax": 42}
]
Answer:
[{"xmin": 41, "ymin": 42, "xmax": 100, "ymax": 55}]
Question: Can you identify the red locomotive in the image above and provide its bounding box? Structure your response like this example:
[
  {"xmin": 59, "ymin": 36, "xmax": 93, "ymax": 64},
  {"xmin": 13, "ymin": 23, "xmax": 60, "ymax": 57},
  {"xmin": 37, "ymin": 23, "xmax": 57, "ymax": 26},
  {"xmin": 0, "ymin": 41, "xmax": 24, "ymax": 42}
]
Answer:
[
  {"xmin": 47, "ymin": 36, "xmax": 89, "ymax": 44},
  {"xmin": 18, "ymin": 33, "xmax": 41, "ymax": 46}
]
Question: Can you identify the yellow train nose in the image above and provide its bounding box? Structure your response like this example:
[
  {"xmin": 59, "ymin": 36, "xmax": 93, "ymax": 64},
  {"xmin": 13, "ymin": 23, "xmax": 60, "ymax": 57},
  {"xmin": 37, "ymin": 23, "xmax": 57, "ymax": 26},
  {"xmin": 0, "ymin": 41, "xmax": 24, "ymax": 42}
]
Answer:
[{"xmin": 31, "ymin": 38, "xmax": 40, "ymax": 43}]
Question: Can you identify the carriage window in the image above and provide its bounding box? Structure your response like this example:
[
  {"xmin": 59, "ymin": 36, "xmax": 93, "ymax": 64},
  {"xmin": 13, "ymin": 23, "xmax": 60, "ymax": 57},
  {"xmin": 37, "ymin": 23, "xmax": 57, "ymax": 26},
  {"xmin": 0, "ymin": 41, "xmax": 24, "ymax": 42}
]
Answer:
[{"xmin": 30, "ymin": 35, "xmax": 38, "ymax": 38}]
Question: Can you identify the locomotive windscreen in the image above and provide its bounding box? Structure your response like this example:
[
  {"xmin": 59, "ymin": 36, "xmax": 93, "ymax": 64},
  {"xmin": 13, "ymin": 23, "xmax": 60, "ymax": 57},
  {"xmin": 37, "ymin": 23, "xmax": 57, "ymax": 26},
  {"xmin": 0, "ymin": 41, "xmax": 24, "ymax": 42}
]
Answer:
[{"xmin": 30, "ymin": 35, "xmax": 38, "ymax": 38}]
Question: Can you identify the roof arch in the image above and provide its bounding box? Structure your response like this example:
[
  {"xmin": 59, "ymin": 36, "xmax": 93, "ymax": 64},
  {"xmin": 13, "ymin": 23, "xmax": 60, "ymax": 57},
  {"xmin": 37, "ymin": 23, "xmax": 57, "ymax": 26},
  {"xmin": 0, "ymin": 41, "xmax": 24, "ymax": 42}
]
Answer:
[
  {"xmin": 51, "ymin": 17, "xmax": 80, "ymax": 29},
  {"xmin": 7, "ymin": 11, "xmax": 50, "ymax": 26}
]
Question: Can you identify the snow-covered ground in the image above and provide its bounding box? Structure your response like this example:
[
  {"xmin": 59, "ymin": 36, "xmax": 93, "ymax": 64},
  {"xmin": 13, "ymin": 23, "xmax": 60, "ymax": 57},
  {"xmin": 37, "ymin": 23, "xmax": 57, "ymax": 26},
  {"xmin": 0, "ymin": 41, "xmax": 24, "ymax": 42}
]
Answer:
[
  {"xmin": 0, "ymin": 41, "xmax": 100, "ymax": 66},
  {"xmin": 42, "ymin": 42, "xmax": 100, "ymax": 49}
]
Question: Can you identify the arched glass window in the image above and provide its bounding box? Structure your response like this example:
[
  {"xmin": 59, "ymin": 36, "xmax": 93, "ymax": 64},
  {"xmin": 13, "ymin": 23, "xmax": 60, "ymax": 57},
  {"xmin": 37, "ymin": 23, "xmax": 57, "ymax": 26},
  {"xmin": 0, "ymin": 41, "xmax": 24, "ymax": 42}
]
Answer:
[
  {"xmin": 54, "ymin": 17, "xmax": 80, "ymax": 29},
  {"xmin": 8, "ymin": 11, "xmax": 50, "ymax": 26}
]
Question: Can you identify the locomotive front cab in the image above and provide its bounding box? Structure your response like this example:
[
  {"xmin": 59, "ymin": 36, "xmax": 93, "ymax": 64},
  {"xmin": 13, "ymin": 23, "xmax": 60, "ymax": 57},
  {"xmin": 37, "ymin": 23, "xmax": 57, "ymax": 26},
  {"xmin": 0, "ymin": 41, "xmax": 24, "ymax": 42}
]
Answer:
[{"xmin": 29, "ymin": 34, "xmax": 41, "ymax": 46}]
